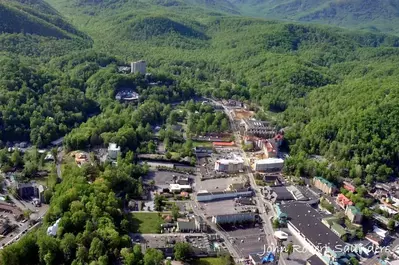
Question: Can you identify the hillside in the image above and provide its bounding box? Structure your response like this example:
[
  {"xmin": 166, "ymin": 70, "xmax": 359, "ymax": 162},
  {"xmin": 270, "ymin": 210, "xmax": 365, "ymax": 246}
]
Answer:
[
  {"xmin": 188, "ymin": 0, "xmax": 399, "ymax": 35},
  {"xmin": 42, "ymin": 0, "xmax": 399, "ymax": 183}
]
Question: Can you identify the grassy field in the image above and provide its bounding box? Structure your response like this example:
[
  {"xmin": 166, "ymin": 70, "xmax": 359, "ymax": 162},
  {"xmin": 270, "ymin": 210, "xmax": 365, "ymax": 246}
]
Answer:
[
  {"xmin": 131, "ymin": 212, "xmax": 163, "ymax": 234},
  {"xmin": 192, "ymin": 258, "xmax": 226, "ymax": 265}
]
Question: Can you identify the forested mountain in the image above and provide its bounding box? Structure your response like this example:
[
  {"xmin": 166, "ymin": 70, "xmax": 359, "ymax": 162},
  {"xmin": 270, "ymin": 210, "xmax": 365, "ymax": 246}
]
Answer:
[{"xmin": 189, "ymin": 0, "xmax": 399, "ymax": 35}]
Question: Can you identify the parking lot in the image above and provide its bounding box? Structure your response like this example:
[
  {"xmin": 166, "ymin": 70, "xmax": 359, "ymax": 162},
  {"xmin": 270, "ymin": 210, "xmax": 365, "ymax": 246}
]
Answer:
[{"xmin": 222, "ymin": 224, "xmax": 268, "ymax": 257}]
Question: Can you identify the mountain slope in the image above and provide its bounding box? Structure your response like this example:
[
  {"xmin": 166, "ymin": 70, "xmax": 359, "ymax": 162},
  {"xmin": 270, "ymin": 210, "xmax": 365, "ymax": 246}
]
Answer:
[{"xmin": 189, "ymin": 0, "xmax": 399, "ymax": 35}]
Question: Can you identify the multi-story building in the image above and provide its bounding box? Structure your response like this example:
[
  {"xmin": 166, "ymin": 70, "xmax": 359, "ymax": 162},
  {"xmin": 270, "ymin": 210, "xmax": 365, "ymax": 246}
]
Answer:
[
  {"xmin": 313, "ymin": 177, "xmax": 337, "ymax": 195},
  {"xmin": 240, "ymin": 119, "xmax": 275, "ymax": 138},
  {"xmin": 254, "ymin": 158, "xmax": 284, "ymax": 172},
  {"xmin": 131, "ymin": 60, "xmax": 146, "ymax": 75},
  {"xmin": 108, "ymin": 143, "xmax": 121, "ymax": 160},
  {"xmin": 214, "ymin": 159, "xmax": 244, "ymax": 173},
  {"xmin": 345, "ymin": 206, "xmax": 363, "ymax": 224}
]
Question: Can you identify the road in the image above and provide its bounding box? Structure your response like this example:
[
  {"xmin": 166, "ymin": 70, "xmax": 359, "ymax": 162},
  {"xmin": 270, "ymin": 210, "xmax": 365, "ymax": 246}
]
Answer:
[
  {"xmin": 210, "ymin": 99, "xmax": 288, "ymax": 265},
  {"xmin": 190, "ymin": 199, "xmax": 243, "ymax": 263}
]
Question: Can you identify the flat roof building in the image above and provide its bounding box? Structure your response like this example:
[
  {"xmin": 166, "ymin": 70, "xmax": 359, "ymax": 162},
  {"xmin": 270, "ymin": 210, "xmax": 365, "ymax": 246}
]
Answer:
[
  {"xmin": 196, "ymin": 188, "xmax": 253, "ymax": 202},
  {"xmin": 254, "ymin": 158, "xmax": 284, "ymax": 172},
  {"xmin": 214, "ymin": 158, "xmax": 244, "ymax": 173},
  {"xmin": 276, "ymin": 202, "xmax": 347, "ymax": 264},
  {"xmin": 200, "ymin": 200, "xmax": 256, "ymax": 224},
  {"xmin": 241, "ymin": 119, "xmax": 275, "ymax": 138}
]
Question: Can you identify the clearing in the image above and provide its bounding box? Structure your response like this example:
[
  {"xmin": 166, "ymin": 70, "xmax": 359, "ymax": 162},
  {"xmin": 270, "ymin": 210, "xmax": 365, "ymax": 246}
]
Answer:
[
  {"xmin": 192, "ymin": 257, "xmax": 226, "ymax": 265},
  {"xmin": 131, "ymin": 212, "xmax": 163, "ymax": 233}
]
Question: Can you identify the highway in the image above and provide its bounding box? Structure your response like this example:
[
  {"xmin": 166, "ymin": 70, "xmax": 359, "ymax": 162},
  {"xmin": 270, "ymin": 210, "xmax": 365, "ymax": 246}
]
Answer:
[{"xmin": 210, "ymin": 99, "xmax": 287, "ymax": 265}]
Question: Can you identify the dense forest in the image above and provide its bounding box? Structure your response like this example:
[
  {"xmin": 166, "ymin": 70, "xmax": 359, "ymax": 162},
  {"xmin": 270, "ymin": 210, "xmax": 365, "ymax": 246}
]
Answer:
[{"xmin": 1, "ymin": 0, "xmax": 399, "ymax": 263}]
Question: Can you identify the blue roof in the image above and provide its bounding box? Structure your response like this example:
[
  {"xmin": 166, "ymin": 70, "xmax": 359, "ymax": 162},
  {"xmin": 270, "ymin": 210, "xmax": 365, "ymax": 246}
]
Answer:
[{"xmin": 262, "ymin": 252, "xmax": 275, "ymax": 263}]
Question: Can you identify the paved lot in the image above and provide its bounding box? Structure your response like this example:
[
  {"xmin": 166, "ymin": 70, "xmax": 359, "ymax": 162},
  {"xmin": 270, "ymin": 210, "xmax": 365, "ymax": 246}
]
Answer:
[
  {"xmin": 222, "ymin": 225, "xmax": 268, "ymax": 257},
  {"xmin": 197, "ymin": 178, "xmax": 234, "ymax": 192}
]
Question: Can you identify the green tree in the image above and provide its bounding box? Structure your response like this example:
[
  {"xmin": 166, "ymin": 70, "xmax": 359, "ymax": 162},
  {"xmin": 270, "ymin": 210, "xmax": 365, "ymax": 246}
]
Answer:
[
  {"xmin": 286, "ymin": 242, "xmax": 293, "ymax": 260},
  {"xmin": 10, "ymin": 149, "xmax": 22, "ymax": 167},
  {"xmin": 174, "ymin": 242, "xmax": 192, "ymax": 261},
  {"xmin": 272, "ymin": 218, "xmax": 280, "ymax": 229},
  {"xmin": 154, "ymin": 195, "xmax": 165, "ymax": 212},
  {"xmin": 144, "ymin": 248, "xmax": 163, "ymax": 265},
  {"xmin": 388, "ymin": 219, "xmax": 395, "ymax": 231},
  {"xmin": 171, "ymin": 203, "xmax": 179, "ymax": 220}
]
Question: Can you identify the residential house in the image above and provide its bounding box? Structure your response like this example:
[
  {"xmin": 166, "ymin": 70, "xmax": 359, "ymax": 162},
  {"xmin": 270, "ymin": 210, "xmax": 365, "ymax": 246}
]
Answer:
[
  {"xmin": 343, "ymin": 181, "xmax": 356, "ymax": 193},
  {"xmin": 336, "ymin": 193, "xmax": 353, "ymax": 209}
]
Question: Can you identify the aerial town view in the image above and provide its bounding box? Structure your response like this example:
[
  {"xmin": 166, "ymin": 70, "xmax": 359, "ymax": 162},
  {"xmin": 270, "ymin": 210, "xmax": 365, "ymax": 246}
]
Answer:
[{"xmin": 1, "ymin": 1, "xmax": 399, "ymax": 265}]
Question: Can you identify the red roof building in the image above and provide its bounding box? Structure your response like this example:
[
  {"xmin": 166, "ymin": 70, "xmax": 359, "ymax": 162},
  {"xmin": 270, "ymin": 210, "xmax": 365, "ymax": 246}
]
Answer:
[
  {"xmin": 336, "ymin": 193, "xmax": 353, "ymax": 209},
  {"xmin": 343, "ymin": 181, "xmax": 356, "ymax": 193},
  {"xmin": 212, "ymin": 141, "xmax": 235, "ymax": 147}
]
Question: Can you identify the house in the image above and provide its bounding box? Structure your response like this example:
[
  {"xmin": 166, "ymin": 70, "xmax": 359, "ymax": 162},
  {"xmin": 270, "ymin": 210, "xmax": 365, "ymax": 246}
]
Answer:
[
  {"xmin": 336, "ymin": 193, "xmax": 353, "ymax": 209},
  {"xmin": 365, "ymin": 233, "xmax": 384, "ymax": 246},
  {"xmin": 313, "ymin": 177, "xmax": 337, "ymax": 195},
  {"xmin": 75, "ymin": 153, "xmax": 88, "ymax": 165},
  {"xmin": 108, "ymin": 143, "xmax": 121, "ymax": 160},
  {"xmin": 345, "ymin": 206, "xmax": 363, "ymax": 224},
  {"xmin": 343, "ymin": 181, "xmax": 356, "ymax": 193}
]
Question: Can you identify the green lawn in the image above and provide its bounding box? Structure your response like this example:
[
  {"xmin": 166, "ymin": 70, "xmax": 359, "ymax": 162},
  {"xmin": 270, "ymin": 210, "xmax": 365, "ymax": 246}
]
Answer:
[
  {"xmin": 131, "ymin": 212, "xmax": 163, "ymax": 234},
  {"xmin": 192, "ymin": 258, "xmax": 226, "ymax": 265}
]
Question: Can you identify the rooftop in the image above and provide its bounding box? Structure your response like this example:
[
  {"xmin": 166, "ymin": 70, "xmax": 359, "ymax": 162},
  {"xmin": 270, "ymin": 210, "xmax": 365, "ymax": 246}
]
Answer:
[
  {"xmin": 278, "ymin": 202, "xmax": 345, "ymax": 250},
  {"xmin": 314, "ymin": 176, "xmax": 336, "ymax": 188},
  {"xmin": 243, "ymin": 119, "xmax": 271, "ymax": 129},
  {"xmin": 255, "ymin": 158, "xmax": 284, "ymax": 165},
  {"xmin": 306, "ymin": 255, "xmax": 325, "ymax": 265},
  {"xmin": 199, "ymin": 200, "xmax": 255, "ymax": 216},
  {"xmin": 347, "ymin": 205, "xmax": 361, "ymax": 215}
]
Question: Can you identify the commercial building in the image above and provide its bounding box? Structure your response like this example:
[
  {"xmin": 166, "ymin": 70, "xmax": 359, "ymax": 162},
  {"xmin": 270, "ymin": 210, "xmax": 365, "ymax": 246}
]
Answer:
[
  {"xmin": 276, "ymin": 202, "xmax": 347, "ymax": 264},
  {"xmin": 313, "ymin": 177, "xmax": 337, "ymax": 195},
  {"xmin": 176, "ymin": 216, "xmax": 207, "ymax": 232},
  {"xmin": 200, "ymin": 200, "xmax": 257, "ymax": 224},
  {"xmin": 131, "ymin": 60, "xmax": 146, "ymax": 75},
  {"xmin": 336, "ymin": 193, "xmax": 353, "ymax": 209},
  {"xmin": 196, "ymin": 188, "xmax": 253, "ymax": 202},
  {"xmin": 214, "ymin": 158, "xmax": 244, "ymax": 173},
  {"xmin": 241, "ymin": 119, "xmax": 275, "ymax": 138},
  {"xmin": 18, "ymin": 183, "xmax": 45, "ymax": 203},
  {"xmin": 345, "ymin": 206, "xmax": 363, "ymax": 224},
  {"xmin": 108, "ymin": 143, "xmax": 121, "ymax": 160},
  {"xmin": 254, "ymin": 158, "xmax": 284, "ymax": 172},
  {"xmin": 263, "ymin": 185, "xmax": 307, "ymax": 203}
]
